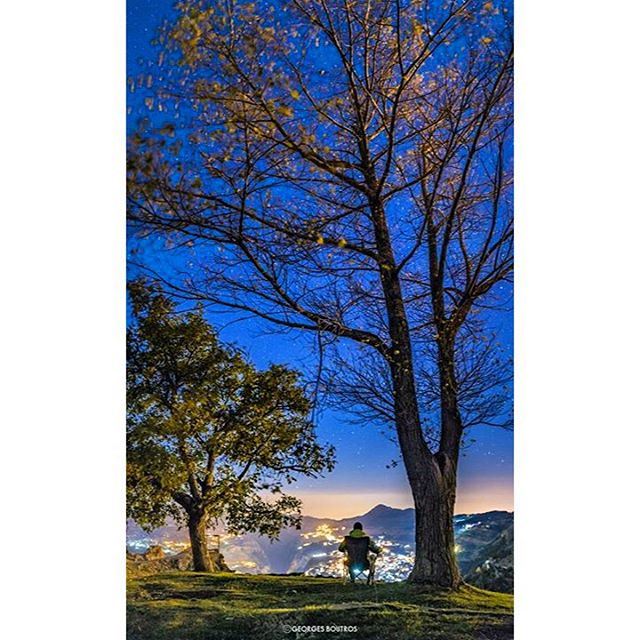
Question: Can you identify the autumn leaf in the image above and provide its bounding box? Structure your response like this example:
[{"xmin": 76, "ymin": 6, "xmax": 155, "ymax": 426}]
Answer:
[{"xmin": 276, "ymin": 105, "xmax": 294, "ymax": 117}]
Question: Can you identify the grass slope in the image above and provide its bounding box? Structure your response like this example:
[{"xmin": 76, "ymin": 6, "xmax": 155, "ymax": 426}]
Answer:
[{"xmin": 127, "ymin": 572, "xmax": 513, "ymax": 640}]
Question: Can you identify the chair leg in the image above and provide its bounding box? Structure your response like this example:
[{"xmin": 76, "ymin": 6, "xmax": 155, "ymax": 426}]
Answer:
[{"xmin": 367, "ymin": 566, "xmax": 375, "ymax": 585}]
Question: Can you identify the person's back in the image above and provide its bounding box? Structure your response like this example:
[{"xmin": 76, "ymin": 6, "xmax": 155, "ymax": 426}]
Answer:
[{"xmin": 339, "ymin": 521, "xmax": 381, "ymax": 578}]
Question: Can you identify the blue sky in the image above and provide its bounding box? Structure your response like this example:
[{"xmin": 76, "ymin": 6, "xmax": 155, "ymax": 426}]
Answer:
[{"xmin": 127, "ymin": 0, "xmax": 513, "ymax": 518}]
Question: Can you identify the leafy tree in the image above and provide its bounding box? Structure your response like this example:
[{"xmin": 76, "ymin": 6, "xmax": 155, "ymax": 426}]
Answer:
[
  {"xmin": 127, "ymin": 282, "xmax": 335, "ymax": 571},
  {"xmin": 128, "ymin": 0, "xmax": 513, "ymax": 586}
]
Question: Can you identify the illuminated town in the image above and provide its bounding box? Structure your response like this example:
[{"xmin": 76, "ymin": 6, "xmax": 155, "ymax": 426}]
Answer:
[
  {"xmin": 290, "ymin": 523, "xmax": 414, "ymax": 582},
  {"xmin": 127, "ymin": 508, "xmax": 513, "ymax": 586}
]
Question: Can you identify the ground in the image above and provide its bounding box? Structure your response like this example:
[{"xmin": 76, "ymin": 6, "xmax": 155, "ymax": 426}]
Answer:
[{"xmin": 127, "ymin": 572, "xmax": 514, "ymax": 640}]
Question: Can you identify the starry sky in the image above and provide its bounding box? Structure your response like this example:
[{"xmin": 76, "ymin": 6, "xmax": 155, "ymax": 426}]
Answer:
[{"xmin": 127, "ymin": 0, "xmax": 513, "ymax": 519}]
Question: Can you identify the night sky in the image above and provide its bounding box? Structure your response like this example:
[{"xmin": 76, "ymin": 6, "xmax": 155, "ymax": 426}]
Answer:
[{"xmin": 127, "ymin": 0, "xmax": 513, "ymax": 519}]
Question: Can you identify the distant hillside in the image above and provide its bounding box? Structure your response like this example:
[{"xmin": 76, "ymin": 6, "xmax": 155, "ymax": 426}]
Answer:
[
  {"xmin": 127, "ymin": 572, "xmax": 514, "ymax": 640},
  {"xmin": 127, "ymin": 505, "xmax": 514, "ymax": 592},
  {"xmin": 464, "ymin": 522, "xmax": 514, "ymax": 593}
]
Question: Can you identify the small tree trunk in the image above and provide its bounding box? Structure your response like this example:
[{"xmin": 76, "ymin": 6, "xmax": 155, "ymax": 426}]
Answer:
[
  {"xmin": 187, "ymin": 510, "xmax": 214, "ymax": 572},
  {"xmin": 408, "ymin": 456, "xmax": 461, "ymax": 587}
]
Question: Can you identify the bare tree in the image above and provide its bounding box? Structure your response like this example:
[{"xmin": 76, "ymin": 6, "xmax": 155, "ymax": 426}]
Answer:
[
  {"xmin": 128, "ymin": 0, "xmax": 513, "ymax": 587},
  {"xmin": 324, "ymin": 322, "xmax": 512, "ymax": 446}
]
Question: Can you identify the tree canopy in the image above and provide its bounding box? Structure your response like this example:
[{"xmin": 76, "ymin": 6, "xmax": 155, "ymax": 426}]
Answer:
[
  {"xmin": 127, "ymin": 281, "xmax": 335, "ymax": 540},
  {"xmin": 128, "ymin": 0, "xmax": 513, "ymax": 444}
]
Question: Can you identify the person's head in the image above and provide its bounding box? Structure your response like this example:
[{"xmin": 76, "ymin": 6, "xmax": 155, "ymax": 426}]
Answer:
[{"xmin": 353, "ymin": 522, "xmax": 363, "ymax": 531}]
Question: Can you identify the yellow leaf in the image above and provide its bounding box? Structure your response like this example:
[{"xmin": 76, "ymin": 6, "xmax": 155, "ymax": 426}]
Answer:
[{"xmin": 277, "ymin": 105, "xmax": 294, "ymax": 117}]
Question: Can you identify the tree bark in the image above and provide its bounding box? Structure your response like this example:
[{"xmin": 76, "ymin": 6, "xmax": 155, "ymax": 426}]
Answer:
[
  {"xmin": 390, "ymin": 363, "xmax": 461, "ymax": 587},
  {"xmin": 383, "ymin": 308, "xmax": 461, "ymax": 586},
  {"xmin": 371, "ymin": 197, "xmax": 462, "ymax": 588},
  {"xmin": 437, "ymin": 336, "xmax": 463, "ymax": 464},
  {"xmin": 405, "ymin": 337, "xmax": 464, "ymax": 586},
  {"xmin": 408, "ymin": 454, "xmax": 461, "ymax": 587},
  {"xmin": 187, "ymin": 510, "xmax": 214, "ymax": 572}
]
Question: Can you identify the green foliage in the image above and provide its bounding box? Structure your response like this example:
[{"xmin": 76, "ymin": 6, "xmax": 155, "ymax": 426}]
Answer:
[
  {"xmin": 127, "ymin": 572, "xmax": 514, "ymax": 640},
  {"xmin": 127, "ymin": 281, "xmax": 335, "ymax": 535}
]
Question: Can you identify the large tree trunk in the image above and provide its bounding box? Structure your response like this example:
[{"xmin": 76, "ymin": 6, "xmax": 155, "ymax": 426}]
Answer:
[
  {"xmin": 187, "ymin": 510, "xmax": 214, "ymax": 572},
  {"xmin": 406, "ymin": 337, "xmax": 464, "ymax": 586},
  {"xmin": 370, "ymin": 198, "xmax": 462, "ymax": 588},
  {"xmin": 408, "ymin": 454, "xmax": 461, "ymax": 587},
  {"xmin": 391, "ymin": 367, "xmax": 461, "ymax": 587},
  {"xmin": 388, "ymin": 348, "xmax": 462, "ymax": 587}
]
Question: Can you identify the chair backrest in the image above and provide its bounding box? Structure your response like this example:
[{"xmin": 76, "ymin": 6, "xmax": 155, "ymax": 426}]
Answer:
[{"xmin": 344, "ymin": 536, "xmax": 370, "ymax": 566}]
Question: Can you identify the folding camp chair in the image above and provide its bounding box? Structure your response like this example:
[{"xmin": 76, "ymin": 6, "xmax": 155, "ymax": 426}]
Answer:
[{"xmin": 342, "ymin": 536, "xmax": 377, "ymax": 585}]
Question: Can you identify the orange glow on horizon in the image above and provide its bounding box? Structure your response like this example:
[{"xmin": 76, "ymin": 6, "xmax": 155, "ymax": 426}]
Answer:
[{"xmin": 292, "ymin": 485, "xmax": 513, "ymax": 519}]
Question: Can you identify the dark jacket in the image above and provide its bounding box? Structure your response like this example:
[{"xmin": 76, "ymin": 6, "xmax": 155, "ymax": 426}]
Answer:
[{"xmin": 338, "ymin": 528, "xmax": 382, "ymax": 555}]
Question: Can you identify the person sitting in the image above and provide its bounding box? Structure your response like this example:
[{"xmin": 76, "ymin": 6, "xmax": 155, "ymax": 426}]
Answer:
[{"xmin": 338, "ymin": 521, "xmax": 381, "ymax": 584}]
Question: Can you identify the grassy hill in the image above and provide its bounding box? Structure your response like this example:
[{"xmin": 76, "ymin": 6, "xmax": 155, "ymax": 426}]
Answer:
[{"xmin": 127, "ymin": 572, "xmax": 513, "ymax": 640}]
